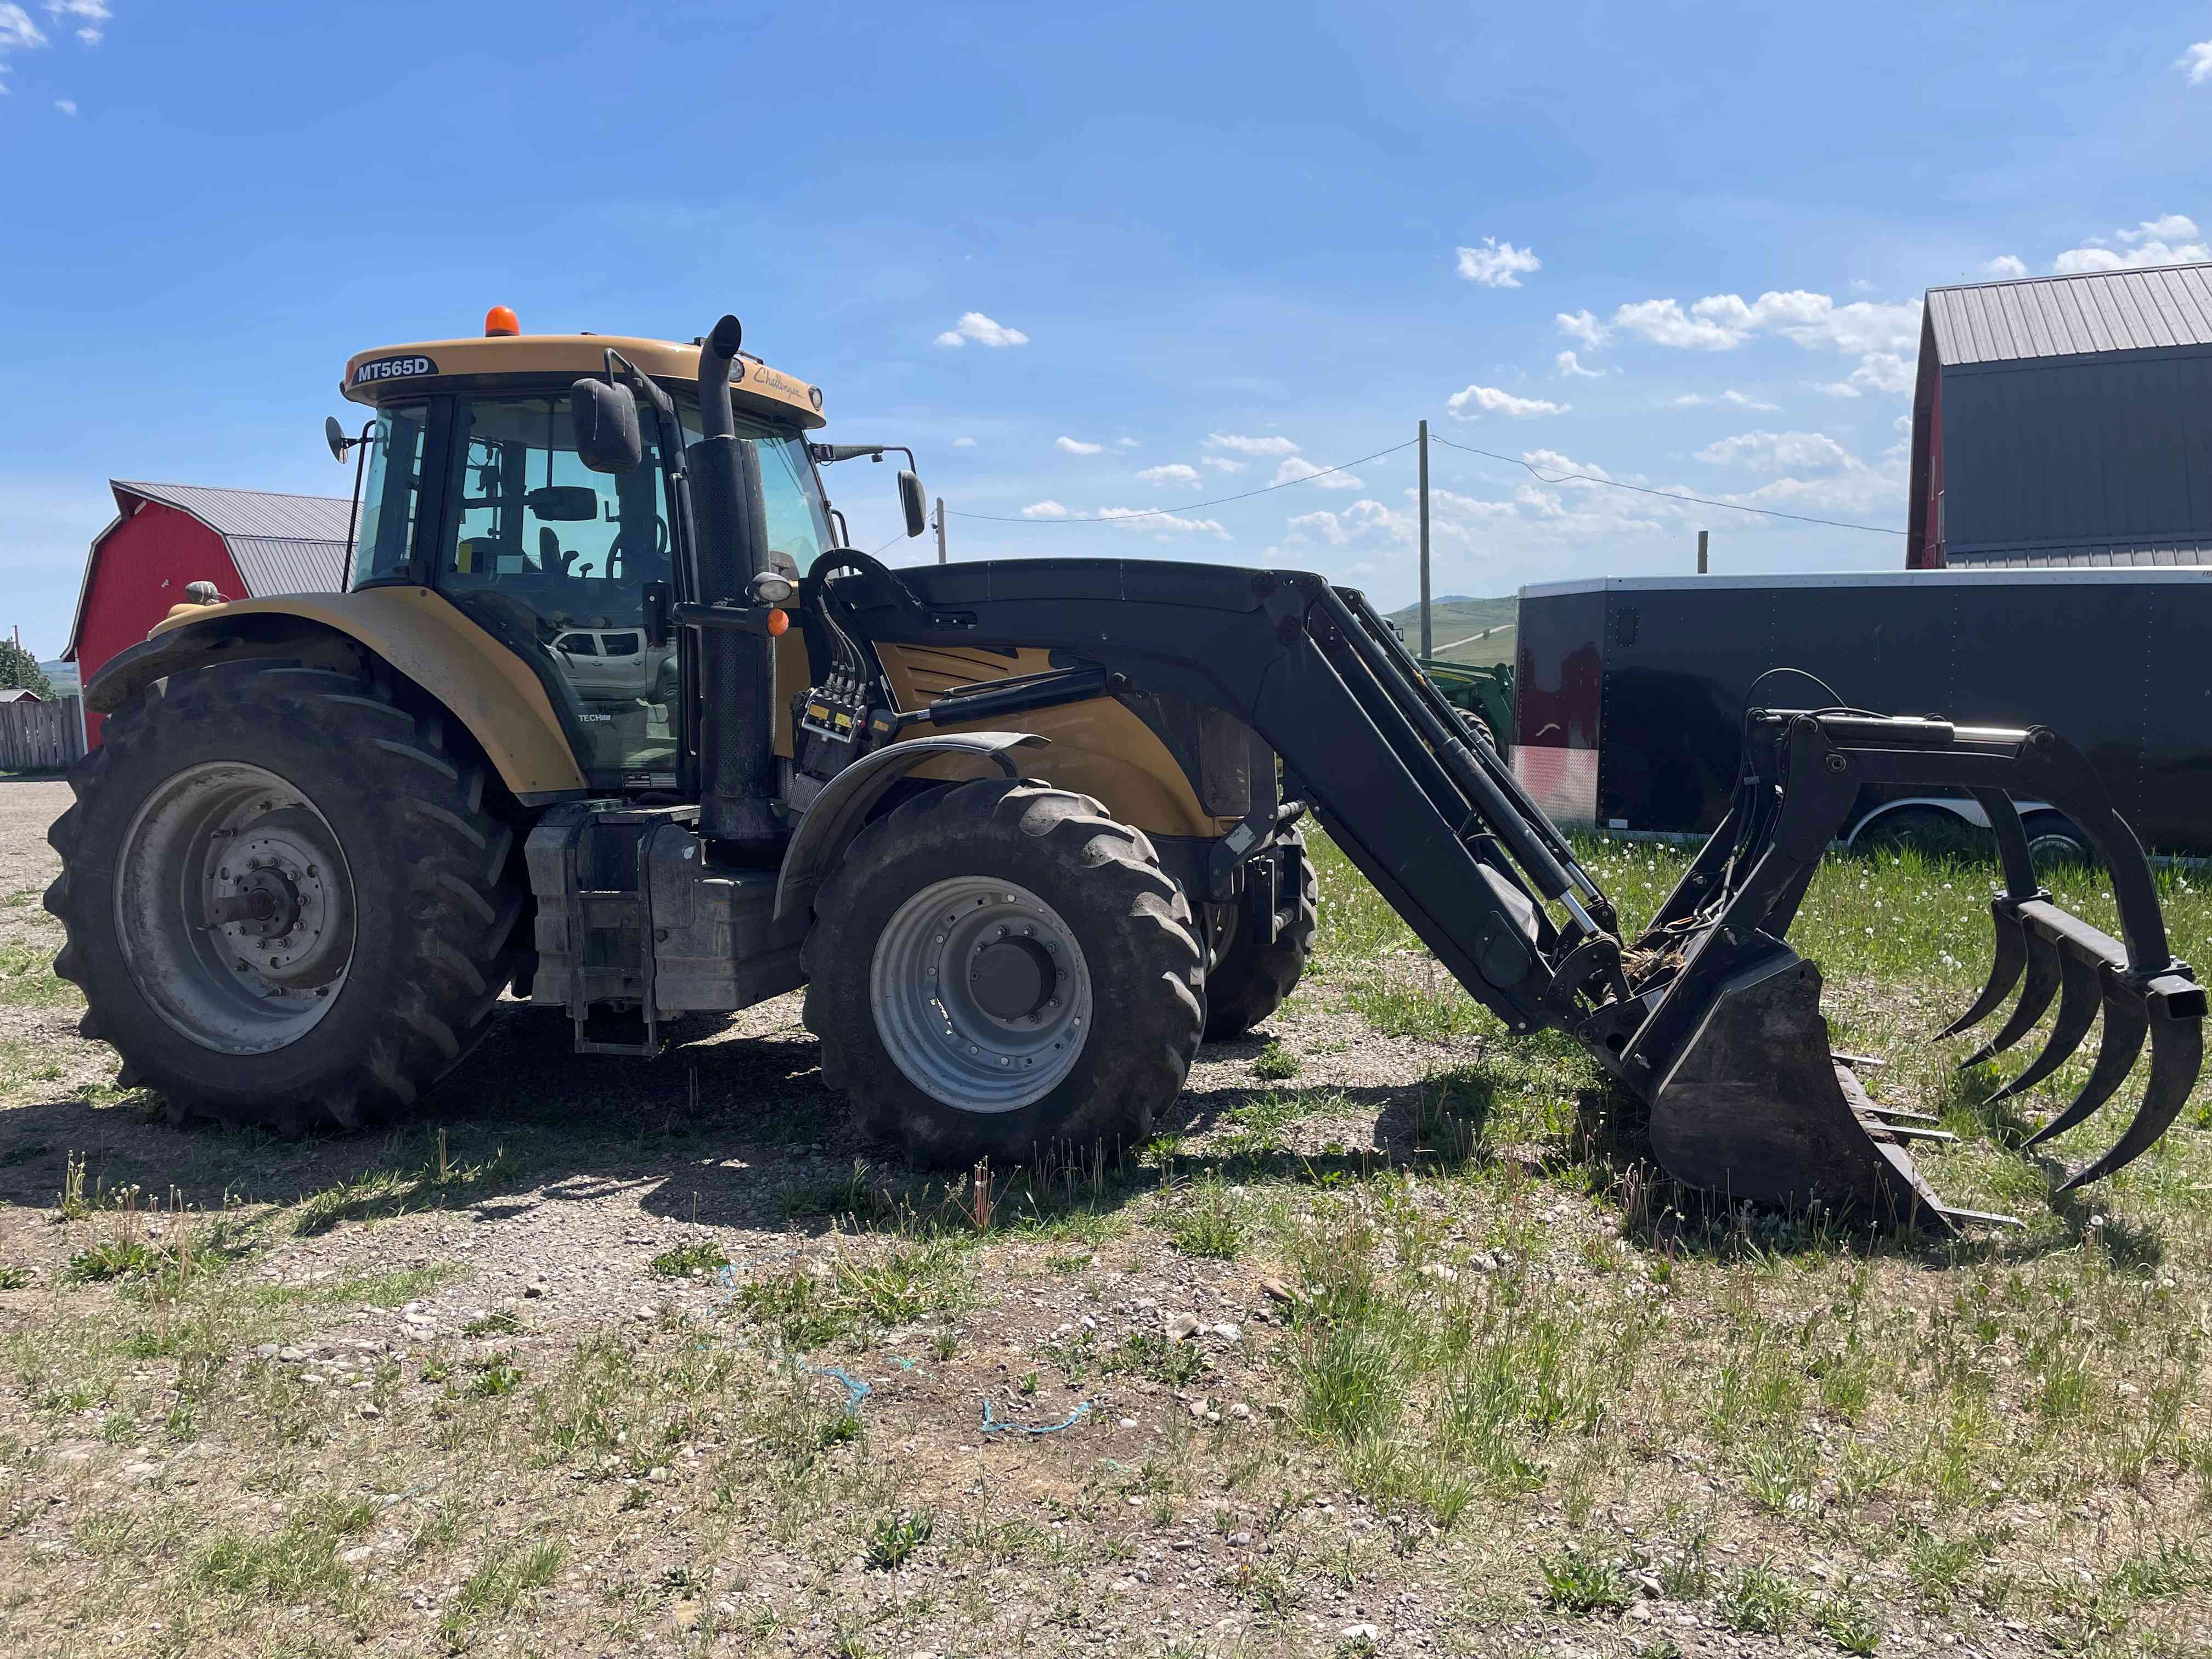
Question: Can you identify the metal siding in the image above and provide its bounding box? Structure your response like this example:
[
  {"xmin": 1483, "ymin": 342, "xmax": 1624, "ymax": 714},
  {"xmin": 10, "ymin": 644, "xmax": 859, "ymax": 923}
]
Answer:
[
  {"xmin": 1940, "ymin": 353, "xmax": 2212, "ymax": 559},
  {"xmin": 1945, "ymin": 543, "xmax": 2212, "ymax": 568}
]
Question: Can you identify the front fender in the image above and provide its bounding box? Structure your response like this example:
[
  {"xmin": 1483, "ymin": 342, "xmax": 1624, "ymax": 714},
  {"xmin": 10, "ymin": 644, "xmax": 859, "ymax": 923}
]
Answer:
[
  {"xmin": 92, "ymin": 588, "xmax": 589, "ymax": 802},
  {"xmin": 773, "ymin": 732, "xmax": 1047, "ymax": 922}
]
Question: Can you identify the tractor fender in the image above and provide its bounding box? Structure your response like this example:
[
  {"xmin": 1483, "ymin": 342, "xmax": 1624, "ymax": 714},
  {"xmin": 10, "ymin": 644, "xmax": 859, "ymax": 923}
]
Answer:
[
  {"xmin": 88, "ymin": 589, "xmax": 589, "ymax": 803},
  {"xmin": 773, "ymin": 732, "xmax": 1047, "ymax": 922}
]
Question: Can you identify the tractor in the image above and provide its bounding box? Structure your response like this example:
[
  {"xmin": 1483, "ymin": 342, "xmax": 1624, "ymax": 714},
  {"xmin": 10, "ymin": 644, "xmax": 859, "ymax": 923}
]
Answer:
[{"xmin": 50, "ymin": 309, "xmax": 2204, "ymax": 1225}]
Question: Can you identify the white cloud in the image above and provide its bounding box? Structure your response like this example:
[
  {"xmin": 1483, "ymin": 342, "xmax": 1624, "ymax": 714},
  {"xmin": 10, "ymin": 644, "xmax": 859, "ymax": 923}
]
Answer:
[
  {"xmin": 1055, "ymin": 436, "xmax": 1102, "ymax": 455},
  {"xmin": 1695, "ymin": 430, "xmax": 1859, "ymax": 473},
  {"xmin": 1115, "ymin": 437, "xmax": 1139, "ymax": 449},
  {"xmin": 1724, "ymin": 389, "xmax": 1780, "ymax": 411},
  {"xmin": 1673, "ymin": 393, "xmax": 1708, "ymax": 407},
  {"xmin": 2178, "ymin": 40, "xmax": 2211, "ymax": 85},
  {"xmin": 1136, "ymin": 463, "xmax": 1200, "ymax": 487},
  {"xmin": 1019, "ymin": 501, "xmax": 1070, "ymax": 519},
  {"xmin": 52, "ymin": 94, "xmax": 70, "ymax": 112},
  {"xmin": 1981, "ymin": 255, "xmax": 2029, "ymax": 279},
  {"xmin": 934, "ymin": 311, "xmax": 1029, "ymax": 348},
  {"xmin": 1096, "ymin": 506, "xmax": 1229, "ymax": 538},
  {"xmin": 1610, "ymin": 290, "xmax": 1920, "ymax": 355},
  {"xmin": 1555, "ymin": 309, "xmax": 1609, "ymax": 348},
  {"xmin": 0, "ymin": 2, "xmax": 43, "ymax": 87},
  {"xmin": 1, "ymin": 4, "xmax": 47, "ymax": 48},
  {"xmin": 1273, "ymin": 456, "xmax": 1363, "ymax": 490},
  {"xmin": 1206, "ymin": 432, "xmax": 1299, "ymax": 456},
  {"xmin": 46, "ymin": 0, "xmax": 105, "ymax": 43},
  {"xmin": 952, "ymin": 436, "xmax": 975, "ymax": 447},
  {"xmin": 1555, "ymin": 350, "xmax": 1602, "ymax": 379},
  {"xmin": 1200, "ymin": 456, "xmax": 1246, "ymax": 473},
  {"xmin": 1455, "ymin": 238, "xmax": 1542, "ymax": 289},
  {"xmin": 1444, "ymin": 384, "xmax": 1568, "ymax": 420},
  {"xmin": 2052, "ymin": 215, "xmax": 2209, "ymax": 273},
  {"xmin": 1613, "ymin": 298, "xmax": 1742, "ymax": 351},
  {"xmin": 1520, "ymin": 449, "xmax": 1611, "ymax": 482}
]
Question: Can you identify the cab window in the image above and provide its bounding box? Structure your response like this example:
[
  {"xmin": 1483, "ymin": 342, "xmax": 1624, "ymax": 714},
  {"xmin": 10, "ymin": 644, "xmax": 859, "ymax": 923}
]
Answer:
[{"xmin": 351, "ymin": 403, "xmax": 430, "ymax": 586}]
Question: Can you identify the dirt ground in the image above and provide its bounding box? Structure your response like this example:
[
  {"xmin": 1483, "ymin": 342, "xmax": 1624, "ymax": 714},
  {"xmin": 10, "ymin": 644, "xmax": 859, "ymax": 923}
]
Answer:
[{"xmin": 3, "ymin": 775, "xmax": 2208, "ymax": 1659}]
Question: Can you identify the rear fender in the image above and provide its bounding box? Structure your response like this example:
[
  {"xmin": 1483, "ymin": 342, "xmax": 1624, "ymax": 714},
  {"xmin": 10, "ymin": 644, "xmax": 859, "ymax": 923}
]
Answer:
[{"xmin": 89, "ymin": 589, "xmax": 589, "ymax": 802}]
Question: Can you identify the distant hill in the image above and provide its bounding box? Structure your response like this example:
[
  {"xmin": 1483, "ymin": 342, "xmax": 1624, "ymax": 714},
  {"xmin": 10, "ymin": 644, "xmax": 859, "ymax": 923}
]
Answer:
[
  {"xmin": 40, "ymin": 661, "xmax": 80, "ymax": 696},
  {"xmin": 1382, "ymin": 595, "xmax": 1517, "ymax": 667}
]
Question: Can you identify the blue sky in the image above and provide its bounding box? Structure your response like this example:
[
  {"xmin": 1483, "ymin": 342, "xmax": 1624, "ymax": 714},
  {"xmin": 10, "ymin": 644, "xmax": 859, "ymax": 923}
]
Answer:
[{"xmin": 4, "ymin": 2, "xmax": 2210, "ymax": 657}]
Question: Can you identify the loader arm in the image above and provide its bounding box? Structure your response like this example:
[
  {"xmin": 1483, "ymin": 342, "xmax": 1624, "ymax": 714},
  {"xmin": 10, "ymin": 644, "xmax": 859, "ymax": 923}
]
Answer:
[{"xmin": 811, "ymin": 555, "xmax": 2204, "ymax": 1231}]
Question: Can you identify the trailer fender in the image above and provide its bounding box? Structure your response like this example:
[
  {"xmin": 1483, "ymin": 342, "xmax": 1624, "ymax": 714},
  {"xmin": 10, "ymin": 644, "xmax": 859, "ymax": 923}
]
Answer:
[{"xmin": 774, "ymin": 732, "xmax": 1048, "ymax": 922}]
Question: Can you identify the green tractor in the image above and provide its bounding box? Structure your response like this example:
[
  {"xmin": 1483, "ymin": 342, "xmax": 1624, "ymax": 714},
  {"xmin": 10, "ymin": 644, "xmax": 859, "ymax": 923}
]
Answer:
[{"xmin": 1418, "ymin": 657, "xmax": 1513, "ymax": 755}]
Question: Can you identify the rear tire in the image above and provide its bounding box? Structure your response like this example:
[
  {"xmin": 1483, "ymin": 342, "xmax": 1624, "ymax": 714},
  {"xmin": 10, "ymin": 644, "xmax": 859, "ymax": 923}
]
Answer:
[
  {"xmin": 802, "ymin": 778, "xmax": 1204, "ymax": 1166},
  {"xmin": 45, "ymin": 661, "xmax": 526, "ymax": 1132},
  {"xmin": 1202, "ymin": 827, "xmax": 1319, "ymax": 1041}
]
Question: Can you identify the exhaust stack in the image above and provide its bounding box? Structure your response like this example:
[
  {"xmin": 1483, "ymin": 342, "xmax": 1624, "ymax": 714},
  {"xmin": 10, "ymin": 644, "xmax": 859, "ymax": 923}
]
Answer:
[{"xmin": 689, "ymin": 315, "xmax": 782, "ymax": 854}]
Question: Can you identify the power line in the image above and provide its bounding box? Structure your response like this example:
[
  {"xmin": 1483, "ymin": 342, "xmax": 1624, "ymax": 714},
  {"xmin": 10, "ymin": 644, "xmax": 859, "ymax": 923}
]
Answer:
[
  {"xmin": 1427, "ymin": 433, "xmax": 1906, "ymax": 537},
  {"xmin": 944, "ymin": 441, "xmax": 1417, "ymax": 525}
]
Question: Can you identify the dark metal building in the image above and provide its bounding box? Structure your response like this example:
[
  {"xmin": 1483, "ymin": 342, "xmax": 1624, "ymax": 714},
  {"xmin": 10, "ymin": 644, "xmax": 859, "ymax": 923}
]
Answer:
[{"xmin": 1907, "ymin": 262, "xmax": 2212, "ymax": 568}]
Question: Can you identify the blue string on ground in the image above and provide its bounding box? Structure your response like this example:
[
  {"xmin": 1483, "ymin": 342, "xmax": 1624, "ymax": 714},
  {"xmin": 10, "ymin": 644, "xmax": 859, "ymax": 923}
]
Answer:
[{"xmin": 980, "ymin": 1398, "xmax": 1092, "ymax": 1435}]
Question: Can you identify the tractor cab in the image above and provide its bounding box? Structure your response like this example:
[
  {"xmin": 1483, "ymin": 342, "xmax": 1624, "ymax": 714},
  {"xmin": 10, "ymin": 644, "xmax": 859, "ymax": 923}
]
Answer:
[{"xmin": 336, "ymin": 310, "xmax": 853, "ymax": 792}]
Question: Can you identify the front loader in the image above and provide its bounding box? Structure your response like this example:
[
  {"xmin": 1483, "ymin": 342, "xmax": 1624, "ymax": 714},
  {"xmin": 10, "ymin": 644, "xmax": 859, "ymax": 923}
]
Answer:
[{"xmin": 50, "ymin": 309, "xmax": 2204, "ymax": 1227}]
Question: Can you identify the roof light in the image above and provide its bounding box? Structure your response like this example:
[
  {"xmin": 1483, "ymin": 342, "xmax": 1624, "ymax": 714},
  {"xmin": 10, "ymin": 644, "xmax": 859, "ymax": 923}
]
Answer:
[{"xmin": 484, "ymin": 304, "xmax": 521, "ymax": 337}]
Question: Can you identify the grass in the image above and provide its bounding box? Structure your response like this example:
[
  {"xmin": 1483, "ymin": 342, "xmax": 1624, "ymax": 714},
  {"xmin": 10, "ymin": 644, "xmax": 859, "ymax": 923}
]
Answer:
[{"xmin": 7, "ymin": 825, "xmax": 2212, "ymax": 1656}]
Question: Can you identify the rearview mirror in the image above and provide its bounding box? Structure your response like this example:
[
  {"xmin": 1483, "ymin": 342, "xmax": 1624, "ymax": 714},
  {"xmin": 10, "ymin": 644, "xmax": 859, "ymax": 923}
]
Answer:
[
  {"xmin": 324, "ymin": 415, "xmax": 349, "ymax": 464},
  {"xmin": 524, "ymin": 485, "xmax": 600, "ymax": 522},
  {"xmin": 898, "ymin": 469, "xmax": 928, "ymax": 539},
  {"xmin": 569, "ymin": 379, "xmax": 642, "ymax": 474}
]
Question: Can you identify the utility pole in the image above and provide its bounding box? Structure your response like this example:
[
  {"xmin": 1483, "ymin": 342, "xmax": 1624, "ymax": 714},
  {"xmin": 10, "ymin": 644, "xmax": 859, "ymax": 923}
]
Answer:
[
  {"xmin": 935, "ymin": 499, "xmax": 947, "ymax": 565},
  {"xmin": 1417, "ymin": 420, "xmax": 1431, "ymax": 659},
  {"xmin": 1697, "ymin": 529, "xmax": 1709, "ymax": 574}
]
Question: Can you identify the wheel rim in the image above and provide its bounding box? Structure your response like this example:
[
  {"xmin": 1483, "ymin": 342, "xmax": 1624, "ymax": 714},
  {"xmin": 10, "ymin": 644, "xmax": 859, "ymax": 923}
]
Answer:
[
  {"xmin": 869, "ymin": 876, "xmax": 1092, "ymax": 1113},
  {"xmin": 112, "ymin": 761, "xmax": 356, "ymax": 1054}
]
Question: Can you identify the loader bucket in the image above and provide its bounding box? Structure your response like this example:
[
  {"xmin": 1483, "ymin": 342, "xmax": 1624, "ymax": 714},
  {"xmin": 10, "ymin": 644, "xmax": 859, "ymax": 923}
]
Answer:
[{"xmin": 1595, "ymin": 712, "xmax": 2207, "ymax": 1232}]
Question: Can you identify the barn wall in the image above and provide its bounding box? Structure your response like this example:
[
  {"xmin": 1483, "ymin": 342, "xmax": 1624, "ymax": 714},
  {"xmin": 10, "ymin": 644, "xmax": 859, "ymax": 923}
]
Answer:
[
  {"xmin": 76, "ymin": 504, "xmax": 245, "ymax": 744},
  {"xmin": 1940, "ymin": 345, "xmax": 2212, "ymax": 560}
]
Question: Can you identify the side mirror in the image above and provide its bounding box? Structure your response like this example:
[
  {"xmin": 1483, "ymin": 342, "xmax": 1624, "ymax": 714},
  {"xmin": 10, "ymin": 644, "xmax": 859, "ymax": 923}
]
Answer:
[
  {"xmin": 524, "ymin": 484, "xmax": 599, "ymax": 522},
  {"xmin": 324, "ymin": 415, "xmax": 349, "ymax": 464},
  {"xmin": 570, "ymin": 378, "xmax": 642, "ymax": 474},
  {"xmin": 898, "ymin": 469, "xmax": 928, "ymax": 539}
]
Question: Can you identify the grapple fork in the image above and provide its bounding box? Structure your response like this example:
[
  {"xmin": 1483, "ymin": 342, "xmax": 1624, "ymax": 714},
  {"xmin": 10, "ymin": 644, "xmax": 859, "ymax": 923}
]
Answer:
[{"xmin": 1575, "ymin": 712, "xmax": 2205, "ymax": 1232}]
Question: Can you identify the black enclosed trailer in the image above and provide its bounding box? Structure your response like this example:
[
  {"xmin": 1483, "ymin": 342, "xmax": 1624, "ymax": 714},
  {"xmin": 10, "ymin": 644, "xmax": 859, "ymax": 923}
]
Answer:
[{"xmin": 1510, "ymin": 568, "xmax": 2212, "ymax": 857}]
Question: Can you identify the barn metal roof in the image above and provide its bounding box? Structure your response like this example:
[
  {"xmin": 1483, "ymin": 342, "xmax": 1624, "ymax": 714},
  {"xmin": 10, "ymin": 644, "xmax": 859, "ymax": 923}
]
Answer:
[
  {"xmin": 63, "ymin": 481, "xmax": 354, "ymax": 659},
  {"xmin": 111, "ymin": 480, "xmax": 353, "ymax": 546},
  {"xmin": 1926, "ymin": 262, "xmax": 2212, "ymax": 366}
]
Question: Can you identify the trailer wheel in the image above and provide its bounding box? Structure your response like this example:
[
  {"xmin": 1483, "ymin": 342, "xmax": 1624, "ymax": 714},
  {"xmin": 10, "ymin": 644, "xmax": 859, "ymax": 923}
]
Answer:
[
  {"xmin": 44, "ymin": 661, "xmax": 526, "ymax": 1133},
  {"xmin": 2021, "ymin": 811, "xmax": 2095, "ymax": 870},
  {"xmin": 802, "ymin": 778, "xmax": 1204, "ymax": 1166},
  {"xmin": 1202, "ymin": 828, "xmax": 1319, "ymax": 1041}
]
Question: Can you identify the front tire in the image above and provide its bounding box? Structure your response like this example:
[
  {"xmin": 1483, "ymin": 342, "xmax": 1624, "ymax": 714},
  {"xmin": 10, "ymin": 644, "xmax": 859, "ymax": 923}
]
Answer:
[
  {"xmin": 802, "ymin": 778, "xmax": 1204, "ymax": 1166},
  {"xmin": 46, "ymin": 661, "xmax": 526, "ymax": 1133},
  {"xmin": 1202, "ymin": 828, "xmax": 1319, "ymax": 1041}
]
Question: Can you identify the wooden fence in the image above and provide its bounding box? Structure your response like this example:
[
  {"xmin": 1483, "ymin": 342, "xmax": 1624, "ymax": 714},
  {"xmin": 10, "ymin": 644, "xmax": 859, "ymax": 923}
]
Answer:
[{"xmin": 0, "ymin": 697, "xmax": 86, "ymax": 773}]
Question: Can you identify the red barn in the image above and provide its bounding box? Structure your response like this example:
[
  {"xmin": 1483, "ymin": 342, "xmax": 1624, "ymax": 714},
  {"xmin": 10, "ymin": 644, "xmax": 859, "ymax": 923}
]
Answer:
[{"xmin": 63, "ymin": 481, "xmax": 352, "ymax": 743}]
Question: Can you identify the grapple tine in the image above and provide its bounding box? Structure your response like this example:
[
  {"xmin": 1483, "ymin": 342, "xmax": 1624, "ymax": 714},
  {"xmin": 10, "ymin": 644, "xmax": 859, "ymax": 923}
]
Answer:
[
  {"xmin": 1990, "ymin": 946, "xmax": 2101, "ymax": 1102},
  {"xmin": 1960, "ymin": 925, "xmax": 2062, "ymax": 1068},
  {"xmin": 2021, "ymin": 988, "xmax": 2146, "ymax": 1150},
  {"xmin": 2057, "ymin": 1005, "xmax": 2204, "ymax": 1192},
  {"xmin": 1937, "ymin": 899, "xmax": 2030, "ymax": 1039}
]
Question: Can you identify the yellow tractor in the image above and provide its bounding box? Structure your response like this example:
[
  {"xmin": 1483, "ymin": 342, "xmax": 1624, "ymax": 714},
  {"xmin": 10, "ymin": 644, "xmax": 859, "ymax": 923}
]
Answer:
[
  {"xmin": 48, "ymin": 309, "xmax": 1314, "ymax": 1156},
  {"xmin": 50, "ymin": 307, "xmax": 2204, "ymax": 1225}
]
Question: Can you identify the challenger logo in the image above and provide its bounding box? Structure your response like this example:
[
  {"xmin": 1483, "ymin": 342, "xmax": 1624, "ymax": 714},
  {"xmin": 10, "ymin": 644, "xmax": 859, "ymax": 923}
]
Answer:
[{"xmin": 351, "ymin": 354, "xmax": 439, "ymax": 385}]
